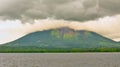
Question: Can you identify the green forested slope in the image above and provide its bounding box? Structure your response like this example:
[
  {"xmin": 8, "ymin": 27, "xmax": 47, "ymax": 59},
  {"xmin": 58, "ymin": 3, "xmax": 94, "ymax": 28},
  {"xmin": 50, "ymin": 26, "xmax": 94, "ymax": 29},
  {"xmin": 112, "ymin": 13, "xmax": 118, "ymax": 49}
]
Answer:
[{"xmin": 0, "ymin": 29, "xmax": 120, "ymax": 52}]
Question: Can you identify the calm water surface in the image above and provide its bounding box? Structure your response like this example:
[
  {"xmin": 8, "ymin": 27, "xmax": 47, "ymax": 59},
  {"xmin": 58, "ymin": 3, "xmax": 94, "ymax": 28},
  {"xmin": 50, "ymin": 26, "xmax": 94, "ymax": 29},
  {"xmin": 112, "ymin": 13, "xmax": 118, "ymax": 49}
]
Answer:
[{"xmin": 0, "ymin": 53, "xmax": 120, "ymax": 67}]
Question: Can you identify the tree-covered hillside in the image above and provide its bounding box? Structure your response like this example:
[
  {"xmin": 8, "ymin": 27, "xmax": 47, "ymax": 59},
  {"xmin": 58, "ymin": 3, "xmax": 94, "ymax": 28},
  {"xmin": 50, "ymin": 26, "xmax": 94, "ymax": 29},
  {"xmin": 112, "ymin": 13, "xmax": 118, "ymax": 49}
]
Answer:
[{"xmin": 0, "ymin": 28, "xmax": 120, "ymax": 52}]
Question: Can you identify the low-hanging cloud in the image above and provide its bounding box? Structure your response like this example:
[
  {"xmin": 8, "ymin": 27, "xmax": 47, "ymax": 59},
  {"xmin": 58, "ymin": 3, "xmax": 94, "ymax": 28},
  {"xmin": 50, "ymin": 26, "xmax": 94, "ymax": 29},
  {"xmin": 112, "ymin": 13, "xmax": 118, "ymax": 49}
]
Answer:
[
  {"xmin": 69, "ymin": 15, "xmax": 120, "ymax": 42},
  {"xmin": 0, "ymin": 14, "xmax": 120, "ymax": 44},
  {"xmin": 0, "ymin": 0, "xmax": 120, "ymax": 44}
]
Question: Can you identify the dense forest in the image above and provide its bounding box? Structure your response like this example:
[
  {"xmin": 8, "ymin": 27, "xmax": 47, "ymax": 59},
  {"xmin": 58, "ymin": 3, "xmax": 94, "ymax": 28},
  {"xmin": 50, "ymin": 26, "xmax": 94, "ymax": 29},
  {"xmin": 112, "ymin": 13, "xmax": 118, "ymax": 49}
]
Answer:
[{"xmin": 1, "ymin": 29, "xmax": 120, "ymax": 53}]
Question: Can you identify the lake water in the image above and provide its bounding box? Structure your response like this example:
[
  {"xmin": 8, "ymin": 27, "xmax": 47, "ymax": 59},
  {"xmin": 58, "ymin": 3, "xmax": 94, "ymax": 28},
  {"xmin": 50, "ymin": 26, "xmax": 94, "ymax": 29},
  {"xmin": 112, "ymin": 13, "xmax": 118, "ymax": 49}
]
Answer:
[{"xmin": 0, "ymin": 53, "xmax": 120, "ymax": 67}]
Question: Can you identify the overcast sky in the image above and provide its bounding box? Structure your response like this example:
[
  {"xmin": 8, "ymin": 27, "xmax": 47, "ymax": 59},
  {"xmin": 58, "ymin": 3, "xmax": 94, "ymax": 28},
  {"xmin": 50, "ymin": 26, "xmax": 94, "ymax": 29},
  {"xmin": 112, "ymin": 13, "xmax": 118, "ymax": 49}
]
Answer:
[
  {"xmin": 1, "ymin": 0, "xmax": 120, "ymax": 44},
  {"xmin": 0, "ymin": 0, "xmax": 120, "ymax": 21}
]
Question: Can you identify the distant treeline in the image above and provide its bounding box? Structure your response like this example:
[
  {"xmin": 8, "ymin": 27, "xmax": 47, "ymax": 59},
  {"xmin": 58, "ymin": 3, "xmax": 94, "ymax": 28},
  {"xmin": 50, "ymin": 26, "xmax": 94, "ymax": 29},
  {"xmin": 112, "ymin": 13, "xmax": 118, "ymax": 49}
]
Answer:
[{"xmin": 0, "ymin": 46, "xmax": 120, "ymax": 53}]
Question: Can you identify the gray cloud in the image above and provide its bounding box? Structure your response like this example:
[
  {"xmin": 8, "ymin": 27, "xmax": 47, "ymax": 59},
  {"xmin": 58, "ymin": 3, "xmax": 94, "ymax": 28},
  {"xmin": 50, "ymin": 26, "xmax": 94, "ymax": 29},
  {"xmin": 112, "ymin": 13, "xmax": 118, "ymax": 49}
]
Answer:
[{"xmin": 0, "ymin": 0, "xmax": 120, "ymax": 21}]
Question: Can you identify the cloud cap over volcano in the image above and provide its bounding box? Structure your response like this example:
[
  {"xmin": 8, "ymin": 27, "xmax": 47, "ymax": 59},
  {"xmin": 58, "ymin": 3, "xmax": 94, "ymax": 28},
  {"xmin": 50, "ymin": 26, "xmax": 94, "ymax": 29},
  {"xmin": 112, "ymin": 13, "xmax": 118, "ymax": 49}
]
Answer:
[{"xmin": 0, "ymin": 0, "xmax": 120, "ymax": 44}]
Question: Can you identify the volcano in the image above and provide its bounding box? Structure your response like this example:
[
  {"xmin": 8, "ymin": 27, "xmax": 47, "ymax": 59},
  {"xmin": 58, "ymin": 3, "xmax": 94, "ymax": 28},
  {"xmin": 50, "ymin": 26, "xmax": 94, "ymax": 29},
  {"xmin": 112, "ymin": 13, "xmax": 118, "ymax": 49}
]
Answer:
[{"xmin": 0, "ymin": 28, "xmax": 120, "ymax": 52}]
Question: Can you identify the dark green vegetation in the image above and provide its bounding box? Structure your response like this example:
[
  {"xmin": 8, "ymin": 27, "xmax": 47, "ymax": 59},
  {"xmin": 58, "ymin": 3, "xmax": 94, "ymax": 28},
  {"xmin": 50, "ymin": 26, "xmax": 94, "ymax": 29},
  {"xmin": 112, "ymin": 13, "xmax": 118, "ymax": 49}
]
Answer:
[{"xmin": 1, "ymin": 28, "xmax": 120, "ymax": 52}]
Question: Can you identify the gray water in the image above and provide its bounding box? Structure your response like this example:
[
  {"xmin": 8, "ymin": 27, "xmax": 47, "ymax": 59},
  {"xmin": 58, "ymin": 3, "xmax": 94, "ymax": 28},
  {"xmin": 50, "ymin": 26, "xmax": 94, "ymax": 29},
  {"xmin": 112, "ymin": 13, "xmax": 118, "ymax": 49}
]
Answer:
[{"xmin": 0, "ymin": 53, "xmax": 120, "ymax": 67}]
